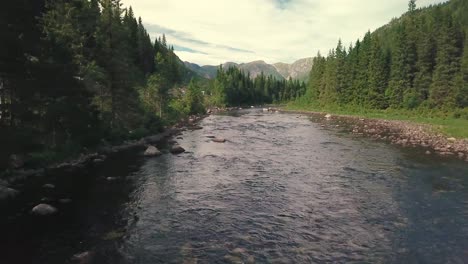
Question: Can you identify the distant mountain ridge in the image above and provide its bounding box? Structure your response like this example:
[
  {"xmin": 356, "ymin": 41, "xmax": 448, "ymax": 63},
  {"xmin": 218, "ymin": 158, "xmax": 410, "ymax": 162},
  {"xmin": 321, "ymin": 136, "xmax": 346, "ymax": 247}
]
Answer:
[{"xmin": 183, "ymin": 58, "xmax": 313, "ymax": 81}]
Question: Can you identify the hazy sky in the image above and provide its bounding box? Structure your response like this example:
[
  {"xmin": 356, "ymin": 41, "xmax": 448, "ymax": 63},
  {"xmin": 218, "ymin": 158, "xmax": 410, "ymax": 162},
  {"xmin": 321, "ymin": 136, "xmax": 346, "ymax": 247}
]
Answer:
[{"xmin": 121, "ymin": 0, "xmax": 447, "ymax": 66}]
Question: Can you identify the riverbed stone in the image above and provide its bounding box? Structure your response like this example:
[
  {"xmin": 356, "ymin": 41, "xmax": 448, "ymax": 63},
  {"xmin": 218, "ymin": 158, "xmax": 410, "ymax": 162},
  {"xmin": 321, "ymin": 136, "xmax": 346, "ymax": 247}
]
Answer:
[
  {"xmin": 31, "ymin": 203, "xmax": 57, "ymax": 216},
  {"xmin": 59, "ymin": 198, "xmax": 72, "ymax": 204},
  {"xmin": 43, "ymin": 183, "xmax": 55, "ymax": 189},
  {"xmin": 71, "ymin": 251, "xmax": 93, "ymax": 264},
  {"xmin": 440, "ymin": 151, "xmax": 454, "ymax": 156},
  {"xmin": 144, "ymin": 146, "xmax": 162, "ymax": 157},
  {"xmin": 224, "ymin": 254, "xmax": 243, "ymax": 264},
  {"xmin": 0, "ymin": 186, "xmax": 19, "ymax": 201},
  {"xmin": 425, "ymin": 150, "xmax": 431, "ymax": 155},
  {"xmin": 213, "ymin": 138, "xmax": 226, "ymax": 143},
  {"xmin": 41, "ymin": 197, "xmax": 53, "ymax": 203},
  {"xmin": 325, "ymin": 114, "xmax": 332, "ymax": 119},
  {"xmin": 170, "ymin": 145, "xmax": 186, "ymax": 154},
  {"xmin": 9, "ymin": 154, "xmax": 25, "ymax": 169}
]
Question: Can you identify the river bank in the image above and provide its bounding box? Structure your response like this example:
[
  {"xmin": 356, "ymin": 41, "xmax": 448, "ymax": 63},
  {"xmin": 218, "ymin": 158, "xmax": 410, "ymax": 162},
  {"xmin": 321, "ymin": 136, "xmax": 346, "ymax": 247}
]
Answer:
[
  {"xmin": 0, "ymin": 114, "xmax": 207, "ymax": 200},
  {"xmin": 279, "ymin": 109, "xmax": 468, "ymax": 162}
]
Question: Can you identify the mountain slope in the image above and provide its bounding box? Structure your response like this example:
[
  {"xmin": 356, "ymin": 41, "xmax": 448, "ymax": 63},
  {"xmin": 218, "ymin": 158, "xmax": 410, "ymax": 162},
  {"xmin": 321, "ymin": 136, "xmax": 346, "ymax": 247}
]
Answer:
[
  {"xmin": 184, "ymin": 58, "xmax": 313, "ymax": 81},
  {"xmin": 273, "ymin": 57, "xmax": 313, "ymax": 81}
]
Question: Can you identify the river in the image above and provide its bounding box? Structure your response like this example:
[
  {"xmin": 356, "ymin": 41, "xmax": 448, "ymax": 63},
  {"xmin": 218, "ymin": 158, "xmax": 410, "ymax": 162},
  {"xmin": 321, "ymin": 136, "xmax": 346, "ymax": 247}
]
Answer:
[{"xmin": 1, "ymin": 109, "xmax": 468, "ymax": 263}]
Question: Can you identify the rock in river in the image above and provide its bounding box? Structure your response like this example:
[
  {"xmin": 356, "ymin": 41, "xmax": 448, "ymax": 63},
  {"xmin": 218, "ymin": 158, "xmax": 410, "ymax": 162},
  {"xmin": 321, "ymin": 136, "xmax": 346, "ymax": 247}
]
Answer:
[
  {"xmin": 43, "ymin": 183, "xmax": 55, "ymax": 189},
  {"xmin": 144, "ymin": 145, "xmax": 162, "ymax": 156},
  {"xmin": 170, "ymin": 145, "xmax": 186, "ymax": 154},
  {"xmin": 31, "ymin": 203, "xmax": 58, "ymax": 216},
  {"xmin": 0, "ymin": 186, "xmax": 19, "ymax": 201},
  {"xmin": 71, "ymin": 251, "xmax": 93, "ymax": 264},
  {"xmin": 213, "ymin": 138, "xmax": 226, "ymax": 143},
  {"xmin": 9, "ymin": 154, "xmax": 25, "ymax": 169}
]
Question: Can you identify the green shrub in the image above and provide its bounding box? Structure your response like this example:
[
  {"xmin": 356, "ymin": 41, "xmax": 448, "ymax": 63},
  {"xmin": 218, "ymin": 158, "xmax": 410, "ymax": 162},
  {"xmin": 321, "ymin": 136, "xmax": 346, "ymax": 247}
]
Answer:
[{"xmin": 453, "ymin": 108, "xmax": 468, "ymax": 120}]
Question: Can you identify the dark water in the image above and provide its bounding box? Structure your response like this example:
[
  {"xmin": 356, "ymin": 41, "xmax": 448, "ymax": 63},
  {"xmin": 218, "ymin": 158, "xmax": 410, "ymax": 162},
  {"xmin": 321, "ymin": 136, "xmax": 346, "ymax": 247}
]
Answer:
[{"xmin": 2, "ymin": 109, "xmax": 468, "ymax": 264}]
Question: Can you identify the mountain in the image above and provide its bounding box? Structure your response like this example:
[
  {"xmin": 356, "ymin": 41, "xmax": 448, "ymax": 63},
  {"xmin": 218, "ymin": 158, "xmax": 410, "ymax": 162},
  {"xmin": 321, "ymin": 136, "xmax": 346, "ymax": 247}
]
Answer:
[
  {"xmin": 184, "ymin": 58, "xmax": 313, "ymax": 81},
  {"xmin": 273, "ymin": 57, "xmax": 313, "ymax": 81}
]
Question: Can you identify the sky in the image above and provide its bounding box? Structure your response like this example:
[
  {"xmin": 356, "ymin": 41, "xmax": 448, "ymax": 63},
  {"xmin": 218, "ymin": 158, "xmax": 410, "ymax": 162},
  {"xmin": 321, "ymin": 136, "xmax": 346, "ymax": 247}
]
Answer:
[{"xmin": 121, "ymin": 0, "xmax": 447, "ymax": 66}]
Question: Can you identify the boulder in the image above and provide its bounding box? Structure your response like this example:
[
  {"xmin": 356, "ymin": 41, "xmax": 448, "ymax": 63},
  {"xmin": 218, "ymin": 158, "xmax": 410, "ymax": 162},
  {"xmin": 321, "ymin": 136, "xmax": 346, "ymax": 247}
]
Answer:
[
  {"xmin": 212, "ymin": 138, "xmax": 226, "ymax": 143},
  {"xmin": 170, "ymin": 145, "xmax": 186, "ymax": 154},
  {"xmin": 447, "ymin": 137, "xmax": 456, "ymax": 142},
  {"xmin": 43, "ymin": 184, "xmax": 55, "ymax": 189},
  {"xmin": 71, "ymin": 251, "xmax": 93, "ymax": 264},
  {"xmin": 144, "ymin": 146, "xmax": 162, "ymax": 157},
  {"xmin": 93, "ymin": 158, "xmax": 105, "ymax": 164},
  {"xmin": 0, "ymin": 186, "xmax": 19, "ymax": 201},
  {"xmin": 325, "ymin": 114, "xmax": 332, "ymax": 119},
  {"xmin": 31, "ymin": 203, "xmax": 57, "ymax": 216},
  {"xmin": 9, "ymin": 154, "xmax": 25, "ymax": 169},
  {"xmin": 59, "ymin": 198, "xmax": 72, "ymax": 204},
  {"xmin": 425, "ymin": 150, "xmax": 431, "ymax": 155}
]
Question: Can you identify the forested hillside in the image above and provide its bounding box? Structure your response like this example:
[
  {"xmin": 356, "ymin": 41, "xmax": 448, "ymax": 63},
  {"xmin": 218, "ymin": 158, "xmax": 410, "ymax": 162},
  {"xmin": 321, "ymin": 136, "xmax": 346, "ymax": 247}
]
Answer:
[
  {"xmin": 300, "ymin": 0, "xmax": 468, "ymax": 116},
  {"xmin": 0, "ymin": 0, "xmax": 203, "ymax": 168},
  {"xmin": 207, "ymin": 66, "xmax": 306, "ymax": 107}
]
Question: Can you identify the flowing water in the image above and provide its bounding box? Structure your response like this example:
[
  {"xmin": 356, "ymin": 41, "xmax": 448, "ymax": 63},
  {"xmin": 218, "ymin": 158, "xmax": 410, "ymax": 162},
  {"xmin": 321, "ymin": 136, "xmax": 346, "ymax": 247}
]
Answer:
[{"xmin": 2, "ymin": 109, "xmax": 468, "ymax": 263}]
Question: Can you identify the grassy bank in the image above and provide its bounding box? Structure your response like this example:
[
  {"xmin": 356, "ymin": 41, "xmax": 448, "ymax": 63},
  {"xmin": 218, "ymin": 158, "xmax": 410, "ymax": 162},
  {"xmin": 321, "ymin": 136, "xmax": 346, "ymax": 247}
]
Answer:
[{"xmin": 285, "ymin": 103, "xmax": 468, "ymax": 138}]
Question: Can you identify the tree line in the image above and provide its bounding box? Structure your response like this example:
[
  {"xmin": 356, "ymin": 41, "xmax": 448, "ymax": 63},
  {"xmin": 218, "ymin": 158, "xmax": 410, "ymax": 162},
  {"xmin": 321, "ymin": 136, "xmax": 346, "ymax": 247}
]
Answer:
[
  {"xmin": 0, "ymin": 0, "xmax": 200, "ymax": 167},
  {"xmin": 300, "ymin": 0, "xmax": 468, "ymax": 114},
  {"xmin": 207, "ymin": 66, "xmax": 306, "ymax": 107}
]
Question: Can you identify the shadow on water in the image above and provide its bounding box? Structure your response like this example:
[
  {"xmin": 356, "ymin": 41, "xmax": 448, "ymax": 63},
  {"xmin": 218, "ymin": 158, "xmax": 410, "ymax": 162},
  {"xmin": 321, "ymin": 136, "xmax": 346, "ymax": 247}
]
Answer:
[{"xmin": 1, "ymin": 109, "xmax": 468, "ymax": 263}]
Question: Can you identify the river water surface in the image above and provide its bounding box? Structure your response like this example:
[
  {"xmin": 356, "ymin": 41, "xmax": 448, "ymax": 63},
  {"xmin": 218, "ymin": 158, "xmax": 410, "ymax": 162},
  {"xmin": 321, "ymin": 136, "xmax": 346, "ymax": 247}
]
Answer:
[{"xmin": 2, "ymin": 109, "xmax": 468, "ymax": 263}]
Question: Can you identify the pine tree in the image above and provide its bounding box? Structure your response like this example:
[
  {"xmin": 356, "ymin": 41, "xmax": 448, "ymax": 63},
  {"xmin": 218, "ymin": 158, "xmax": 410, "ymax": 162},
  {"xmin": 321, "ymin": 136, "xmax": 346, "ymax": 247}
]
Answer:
[
  {"xmin": 455, "ymin": 34, "xmax": 468, "ymax": 108},
  {"xmin": 386, "ymin": 25, "xmax": 411, "ymax": 108},
  {"xmin": 354, "ymin": 32, "xmax": 372, "ymax": 105},
  {"xmin": 413, "ymin": 31, "xmax": 436, "ymax": 103},
  {"xmin": 408, "ymin": 0, "xmax": 417, "ymax": 13},
  {"xmin": 367, "ymin": 36, "xmax": 390, "ymax": 108},
  {"xmin": 429, "ymin": 14, "xmax": 463, "ymax": 108}
]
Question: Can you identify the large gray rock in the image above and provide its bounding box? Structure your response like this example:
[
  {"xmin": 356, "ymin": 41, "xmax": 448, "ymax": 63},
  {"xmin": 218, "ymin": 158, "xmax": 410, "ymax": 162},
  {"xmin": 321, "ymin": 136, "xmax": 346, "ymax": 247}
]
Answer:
[
  {"xmin": 144, "ymin": 146, "xmax": 162, "ymax": 156},
  {"xmin": 0, "ymin": 186, "xmax": 19, "ymax": 201},
  {"xmin": 170, "ymin": 145, "xmax": 186, "ymax": 154},
  {"xmin": 31, "ymin": 203, "xmax": 58, "ymax": 216}
]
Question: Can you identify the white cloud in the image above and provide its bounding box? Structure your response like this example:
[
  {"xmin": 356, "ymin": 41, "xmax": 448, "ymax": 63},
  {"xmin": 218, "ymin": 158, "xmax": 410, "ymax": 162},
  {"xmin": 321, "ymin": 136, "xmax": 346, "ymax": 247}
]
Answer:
[{"xmin": 121, "ymin": 0, "xmax": 447, "ymax": 65}]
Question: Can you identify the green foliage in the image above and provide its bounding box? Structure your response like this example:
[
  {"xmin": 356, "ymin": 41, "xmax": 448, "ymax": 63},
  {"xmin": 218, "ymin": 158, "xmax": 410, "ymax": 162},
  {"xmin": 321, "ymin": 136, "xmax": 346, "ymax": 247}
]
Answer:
[
  {"xmin": 300, "ymin": 0, "xmax": 467, "ymax": 116},
  {"xmin": 0, "ymin": 0, "xmax": 192, "ymax": 168},
  {"xmin": 208, "ymin": 66, "xmax": 305, "ymax": 107},
  {"xmin": 185, "ymin": 79, "xmax": 206, "ymax": 115}
]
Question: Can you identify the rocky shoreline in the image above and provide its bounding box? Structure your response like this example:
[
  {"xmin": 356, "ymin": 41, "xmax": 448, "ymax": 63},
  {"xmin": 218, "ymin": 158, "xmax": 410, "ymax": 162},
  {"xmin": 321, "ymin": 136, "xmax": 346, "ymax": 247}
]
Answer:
[
  {"xmin": 280, "ymin": 109, "xmax": 468, "ymax": 162},
  {"xmin": 0, "ymin": 114, "xmax": 207, "ymax": 200}
]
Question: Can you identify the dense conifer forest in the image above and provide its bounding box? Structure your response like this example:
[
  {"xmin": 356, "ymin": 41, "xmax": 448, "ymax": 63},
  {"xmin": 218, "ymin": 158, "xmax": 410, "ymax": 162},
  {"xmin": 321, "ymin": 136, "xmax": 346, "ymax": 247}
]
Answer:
[
  {"xmin": 298, "ymin": 0, "xmax": 468, "ymax": 115},
  {"xmin": 207, "ymin": 66, "xmax": 306, "ymax": 107},
  {"xmin": 0, "ymin": 0, "xmax": 203, "ymax": 167}
]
